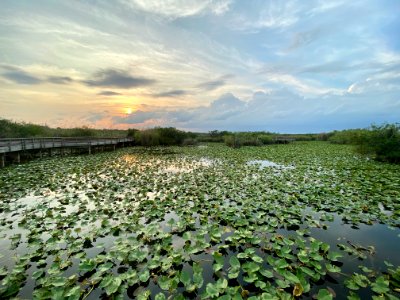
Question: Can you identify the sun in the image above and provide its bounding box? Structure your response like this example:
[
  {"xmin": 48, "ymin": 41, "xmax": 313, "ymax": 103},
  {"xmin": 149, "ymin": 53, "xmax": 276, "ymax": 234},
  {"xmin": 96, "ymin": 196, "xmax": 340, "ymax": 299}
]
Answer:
[{"xmin": 126, "ymin": 107, "xmax": 132, "ymax": 115}]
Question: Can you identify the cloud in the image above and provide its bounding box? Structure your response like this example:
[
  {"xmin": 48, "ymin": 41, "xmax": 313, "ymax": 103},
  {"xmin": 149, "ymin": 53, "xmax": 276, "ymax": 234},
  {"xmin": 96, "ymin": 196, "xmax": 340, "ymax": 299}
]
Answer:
[
  {"xmin": 1, "ymin": 65, "xmax": 76, "ymax": 85},
  {"xmin": 287, "ymin": 28, "xmax": 323, "ymax": 51},
  {"xmin": 210, "ymin": 93, "xmax": 244, "ymax": 108},
  {"xmin": 83, "ymin": 69, "xmax": 156, "ymax": 89},
  {"xmin": 114, "ymin": 110, "xmax": 164, "ymax": 124},
  {"xmin": 2, "ymin": 69, "xmax": 42, "ymax": 85},
  {"xmin": 47, "ymin": 76, "xmax": 73, "ymax": 84},
  {"xmin": 113, "ymin": 92, "xmax": 245, "ymax": 125},
  {"xmin": 85, "ymin": 111, "xmax": 110, "ymax": 122},
  {"xmin": 1, "ymin": 1, "xmax": 398, "ymax": 132},
  {"xmin": 196, "ymin": 75, "xmax": 232, "ymax": 91},
  {"xmin": 347, "ymin": 74, "xmax": 400, "ymax": 94},
  {"xmin": 232, "ymin": 1, "xmax": 301, "ymax": 32},
  {"xmin": 97, "ymin": 90, "xmax": 122, "ymax": 96},
  {"xmin": 152, "ymin": 89, "xmax": 189, "ymax": 97},
  {"xmin": 124, "ymin": 0, "xmax": 232, "ymax": 19},
  {"xmin": 196, "ymin": 79, "xmax": 225, "ymax": 91},
  {"xmin": 112, "ymin": 88, "xmax": 400, "ymax": 132}
]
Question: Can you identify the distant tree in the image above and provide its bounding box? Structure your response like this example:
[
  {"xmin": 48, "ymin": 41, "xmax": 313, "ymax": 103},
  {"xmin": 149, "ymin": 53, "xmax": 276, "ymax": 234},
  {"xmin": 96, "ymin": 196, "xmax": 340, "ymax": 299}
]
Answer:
[
  {"xmin": 329, "ymin": 123, "xmax": 400, "ymax": 163},
  {"xmin": 127, "ymin": 128, "xmax": 139, "ymax": 138}
]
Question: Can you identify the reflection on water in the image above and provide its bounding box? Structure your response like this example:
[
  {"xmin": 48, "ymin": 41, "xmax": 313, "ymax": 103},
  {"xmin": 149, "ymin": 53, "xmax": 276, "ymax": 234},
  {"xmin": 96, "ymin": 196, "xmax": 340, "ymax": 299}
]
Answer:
[
  {"xmin": 247, "ymin": 159, "xmax": 295, "ymax": 170},
  {"xmin": 278, "ymin": 208, "xmax": 400, "ymax": 299},
  {"xmin": 1, "ymin": 153, "xmax": 399, "ymax": 300},
  {"xmin": 162, "ymin": 158, "xmax": 216, "ymax": 174},
  {"xmin": 2, "ymin": 195, "xmax": 400, "ymax": 299}
]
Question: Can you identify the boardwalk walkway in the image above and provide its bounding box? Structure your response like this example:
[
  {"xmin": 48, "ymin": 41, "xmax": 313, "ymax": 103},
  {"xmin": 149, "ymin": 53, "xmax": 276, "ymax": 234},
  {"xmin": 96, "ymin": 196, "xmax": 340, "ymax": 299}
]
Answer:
[{"xmin": 0, "ymin": 137, "xmax": 133, "ymax": 167}]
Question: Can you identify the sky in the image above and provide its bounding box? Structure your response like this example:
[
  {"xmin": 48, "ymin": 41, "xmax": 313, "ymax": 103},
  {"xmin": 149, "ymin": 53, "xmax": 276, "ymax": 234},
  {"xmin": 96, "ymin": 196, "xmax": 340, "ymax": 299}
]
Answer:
[{"xmin": 0, "ymin": 0, "xmax": 399, "ymax": 133}]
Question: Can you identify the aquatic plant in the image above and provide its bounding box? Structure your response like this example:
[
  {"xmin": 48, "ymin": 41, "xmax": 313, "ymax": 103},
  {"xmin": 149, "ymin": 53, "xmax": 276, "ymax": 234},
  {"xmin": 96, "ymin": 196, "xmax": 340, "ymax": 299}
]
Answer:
[{"xmin": 0, "ymin": 142, "xmax": 399, "ymax": 299}]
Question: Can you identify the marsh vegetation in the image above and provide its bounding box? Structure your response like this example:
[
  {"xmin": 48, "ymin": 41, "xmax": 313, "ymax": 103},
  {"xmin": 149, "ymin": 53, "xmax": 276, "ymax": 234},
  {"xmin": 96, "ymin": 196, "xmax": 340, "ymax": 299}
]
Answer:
[{"xmin": 1, "ymin": 142, "xmax": 399, "ymax": 299}]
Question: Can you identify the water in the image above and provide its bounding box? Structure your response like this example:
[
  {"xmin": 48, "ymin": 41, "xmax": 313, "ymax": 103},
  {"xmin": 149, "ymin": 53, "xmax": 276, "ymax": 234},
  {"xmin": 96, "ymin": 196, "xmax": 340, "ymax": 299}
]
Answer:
[
  {"xmin": 2, "ymin": 195, "xmax": 400, "ymax": 299},
  {"xmin": 247, "ymin": 160, "xmax": 295, "ymax": 170},
  {"xmin": 1, "ymin": 151, "xmax": 399, "ymax": 299},
  {"xmin": 278, "ymin": 210, "xmax": 400, "ymax": 299}
]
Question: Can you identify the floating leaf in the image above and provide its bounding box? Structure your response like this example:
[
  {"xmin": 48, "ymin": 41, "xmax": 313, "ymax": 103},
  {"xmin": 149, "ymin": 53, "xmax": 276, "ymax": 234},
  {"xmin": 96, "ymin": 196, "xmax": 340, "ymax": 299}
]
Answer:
[
  {"xmin": 229, "ymin": 256, "xmax": 240, "ymax": 268},
  {"xmin": 243, "ymin": 261, "xmax": 260, "ymax": 273},
  {"xmin": 205, "ymin": 283, "xmax": 219, "ymax": 298},
  {"xmin": 326, "ymin": 263, "xmax": 341, "ymax": 273},
  {"xmin": 157, "ymin": 275, "xmax": 171, "ymax": 291},
  {"xmin": 139, "ymin": 269, "xmax": 150, "ymax": 283},
  {"xmin": 155, "ymin": 293, "xmax": 166, "ymax": 300},
  {"xmin": 65, "ymin": 285, "xmax": 81, "ymax": 299},
  {"xmin": 136, "ymin": 289, "xmax": 151, "ymax": 300},
  {"xmin": 104, "ymin": 277, "xmax": 122, "ymax": 296},
  {"xmin": 327, "ymin": 252, "xmax": 343, "ymax": 262},
  {"xmin": 317, "ymin": 288, "xmax": 333, "ymax": 300},
  {"xmin": 180, "ymin": 270, "xmax": 191, "ymax": 287},
  {"xmin": 251, "ymin": 254, "xmax": 263, "ymax": 263},
  {"xmin": 32, "ymin": 270, "xmax": 44, "ymax": 280},
  {"xmin": 259, "ymin": 269, "xmax": 274, "ymax": 278},
  {"xmin": 98, "ymin": 262, "xmax": 113, "ymax": 273},
  {"xmin": 371, "ymin": 276, "xmax": 390, "ymax": 294}
]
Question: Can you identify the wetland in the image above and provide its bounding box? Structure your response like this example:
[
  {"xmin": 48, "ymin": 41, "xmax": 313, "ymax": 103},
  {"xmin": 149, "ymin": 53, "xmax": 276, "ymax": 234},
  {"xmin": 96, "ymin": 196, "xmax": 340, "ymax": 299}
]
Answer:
[{"xmin": 0, "ymin": 142, "xmax": 399, "ymax": 299}]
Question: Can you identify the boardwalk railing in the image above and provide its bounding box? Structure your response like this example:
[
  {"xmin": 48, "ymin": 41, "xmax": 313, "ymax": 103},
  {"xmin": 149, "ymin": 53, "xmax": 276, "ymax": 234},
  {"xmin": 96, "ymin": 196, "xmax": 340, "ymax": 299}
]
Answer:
[{"xmin": 0, "ymin": 137, "xmax": 132, "ymax": 154}]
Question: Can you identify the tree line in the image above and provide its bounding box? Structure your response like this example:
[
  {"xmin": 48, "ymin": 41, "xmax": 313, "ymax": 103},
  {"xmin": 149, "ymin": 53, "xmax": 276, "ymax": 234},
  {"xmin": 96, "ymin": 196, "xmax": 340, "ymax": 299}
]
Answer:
[{"xmin": 1, "ymin": 118, "xmax": 398, "ymax": 163}]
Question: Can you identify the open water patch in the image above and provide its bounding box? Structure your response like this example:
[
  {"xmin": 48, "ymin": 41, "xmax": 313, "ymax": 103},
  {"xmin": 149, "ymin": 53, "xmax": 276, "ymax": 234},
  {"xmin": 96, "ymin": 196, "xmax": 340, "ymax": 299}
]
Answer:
[{"xmin": 247, "ymin": 159, "xmax": 295, "ymax": 170}]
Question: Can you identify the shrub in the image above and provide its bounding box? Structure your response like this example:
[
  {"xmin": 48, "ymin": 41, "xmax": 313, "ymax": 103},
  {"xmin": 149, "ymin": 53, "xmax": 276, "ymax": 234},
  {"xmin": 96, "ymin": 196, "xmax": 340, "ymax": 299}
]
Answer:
[
  {"xmin": 133, "ymin": 127, "xmax": 188, "ymax": 146},
  {"xmin": 0, "ymin": 118, "xmax": 128, "ymax": 138},
  {"xmin": 182, "ymin": 138, "xmax": 198, "ymax": 146},
  {"xmin": 329, "ymin": 124, "xmax": 400, "ymax": 164},
  {"xmin": 127, "ymin": 128, "xmax": 139, "ymax": 138},
  {"xmin": 240, "ymin": 136, "xmax": 263, "ymax": 146},
  {"xmin": 224, "ymin": 135, "xmax": 242, "ymax": 148},
  {"xmin": 258, "ymin": 134, "xmax": 274, "ymax": 145},
  {"xmin": 358, "ymin": 124, "xmax": 400, "ymax": 163},
  {"xmin": 134, "ymin": 129, "xmax": 160, "ymax": 146},
  {"xmin": 329, "ymin": 129, "xmax": 368, "ymax": 145}
]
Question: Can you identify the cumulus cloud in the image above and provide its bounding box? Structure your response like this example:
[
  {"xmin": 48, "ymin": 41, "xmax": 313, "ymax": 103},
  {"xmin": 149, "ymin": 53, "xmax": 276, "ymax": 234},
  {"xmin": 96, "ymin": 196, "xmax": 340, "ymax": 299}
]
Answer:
[
  {"xmin": 113, "ymin": 88, "xmax": 400, "ymax": 132},
  {"xmin": 206, "ymin": 93, "xmax": 245, "ymax": 120},
  {"xmin": 1, "ymin": 1, "xmax": 398, "ymax": 131},
  {"xmin": 83, "ymin": 69, "xmax": 156, "ymax": 89}
]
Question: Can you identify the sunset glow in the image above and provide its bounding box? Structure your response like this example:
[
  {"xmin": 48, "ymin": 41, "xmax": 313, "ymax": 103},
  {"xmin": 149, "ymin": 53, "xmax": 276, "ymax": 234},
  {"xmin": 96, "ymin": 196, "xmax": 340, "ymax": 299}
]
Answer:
[{"xmin": 0, "ymin": 1, "xmax": 399, "ymax": 132}]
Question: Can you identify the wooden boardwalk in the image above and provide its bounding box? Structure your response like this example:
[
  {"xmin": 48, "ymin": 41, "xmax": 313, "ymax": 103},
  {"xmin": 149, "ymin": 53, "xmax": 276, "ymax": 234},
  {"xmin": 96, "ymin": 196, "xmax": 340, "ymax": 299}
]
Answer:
[{"xmin": 0, "ymin": 137, "xmax": 133, "ymax": 167}]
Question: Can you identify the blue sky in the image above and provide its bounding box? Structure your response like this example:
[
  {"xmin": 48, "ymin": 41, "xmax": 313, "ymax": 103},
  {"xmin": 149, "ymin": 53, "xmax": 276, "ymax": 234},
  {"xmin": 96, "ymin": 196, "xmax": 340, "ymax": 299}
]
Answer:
[{"xmin": 0, "ymin": 0, "xmax": 399, "ymax": 132}]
